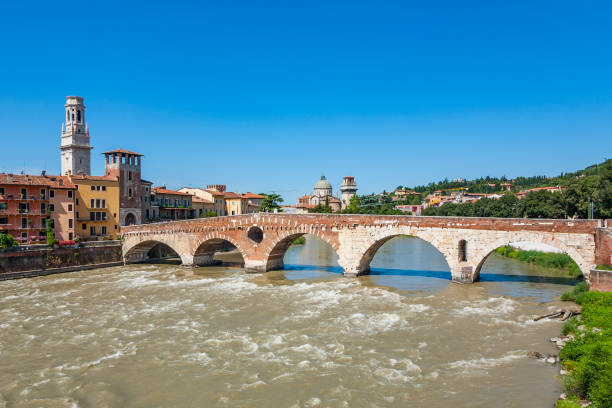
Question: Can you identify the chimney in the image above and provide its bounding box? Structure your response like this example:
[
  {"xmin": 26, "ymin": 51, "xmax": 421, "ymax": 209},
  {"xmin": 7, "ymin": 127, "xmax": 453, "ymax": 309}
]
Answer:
[{"xmin": 41, "ymin": 170, "xmax": 46, "ymax": 177}]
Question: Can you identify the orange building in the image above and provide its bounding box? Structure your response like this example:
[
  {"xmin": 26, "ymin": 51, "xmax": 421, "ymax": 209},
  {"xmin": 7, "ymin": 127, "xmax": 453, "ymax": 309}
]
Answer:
[{"xmin": 0, "ymin": 173, "xmax": 76, "ymax": 244}]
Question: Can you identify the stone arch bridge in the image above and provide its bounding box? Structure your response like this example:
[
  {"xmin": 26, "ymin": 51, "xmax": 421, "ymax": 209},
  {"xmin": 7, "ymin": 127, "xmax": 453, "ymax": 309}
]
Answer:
[{"xmin": 121, "ymin": 214, "xmax": 612, "ymax": 283}]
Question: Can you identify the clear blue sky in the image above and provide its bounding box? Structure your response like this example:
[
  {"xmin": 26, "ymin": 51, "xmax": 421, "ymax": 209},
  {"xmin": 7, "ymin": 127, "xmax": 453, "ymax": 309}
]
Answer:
[{"xmin": 1, "ymin": 1, "xmax": 610, "ymax": 203}]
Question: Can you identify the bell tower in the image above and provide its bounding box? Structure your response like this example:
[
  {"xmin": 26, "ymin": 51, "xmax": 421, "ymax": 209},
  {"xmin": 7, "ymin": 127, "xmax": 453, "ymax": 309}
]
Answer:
[{"xmin": 60, "ymin": 96, "xmax": 92, "ymax": 176}]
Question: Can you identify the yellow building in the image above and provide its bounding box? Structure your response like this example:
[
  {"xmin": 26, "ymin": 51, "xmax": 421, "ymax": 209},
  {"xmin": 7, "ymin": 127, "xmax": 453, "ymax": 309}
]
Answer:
[{"xmin": 69, "ymin": 175, "xmax": 120, "ymax": 240}]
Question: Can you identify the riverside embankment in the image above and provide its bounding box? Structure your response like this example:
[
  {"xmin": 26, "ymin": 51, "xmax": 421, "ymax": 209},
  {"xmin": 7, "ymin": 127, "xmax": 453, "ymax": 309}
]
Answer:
[{"xmin": 0, "ymin": 241, "xmax": 122, "ymax": 280}]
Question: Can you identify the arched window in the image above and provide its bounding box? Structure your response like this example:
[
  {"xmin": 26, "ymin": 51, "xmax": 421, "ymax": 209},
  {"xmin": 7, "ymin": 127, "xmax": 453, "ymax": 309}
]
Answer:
[
  {"xmin": 458, "ymin": 240, "xmax": 467, "ymax": 262},
  {"xmin": 77, "ymin": 110, "xmax": 81, "ymax": 122},
  {"xmin": 71, "ymin": 111, "xmax": 75, "ymax": 121}
]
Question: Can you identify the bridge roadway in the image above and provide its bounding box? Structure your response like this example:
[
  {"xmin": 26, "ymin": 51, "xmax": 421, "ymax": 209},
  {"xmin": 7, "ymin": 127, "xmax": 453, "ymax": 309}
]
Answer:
[{"xmin": 121, "ymin": 214, "xmax": 612, "ymax": 283}]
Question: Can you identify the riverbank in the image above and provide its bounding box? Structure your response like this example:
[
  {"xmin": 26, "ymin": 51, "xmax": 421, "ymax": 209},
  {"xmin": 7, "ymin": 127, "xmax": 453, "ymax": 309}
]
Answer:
[
  {"xmin": 495, "ymin": 245, "xmax": 582, "ymax": 277},
  {"xmin": 0, "ymin": 242, "xmax": 122, "ymax": 280},
  {"xmin": 555, "ymin": 287, "xmax": 612, "ymax": 407}
]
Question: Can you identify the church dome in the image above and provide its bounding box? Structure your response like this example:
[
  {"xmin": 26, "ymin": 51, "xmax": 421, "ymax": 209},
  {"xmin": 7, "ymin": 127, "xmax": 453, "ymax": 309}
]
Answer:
[{"xmin": 314, "ymin": 175, "xmax": 332, "ymax": 190}]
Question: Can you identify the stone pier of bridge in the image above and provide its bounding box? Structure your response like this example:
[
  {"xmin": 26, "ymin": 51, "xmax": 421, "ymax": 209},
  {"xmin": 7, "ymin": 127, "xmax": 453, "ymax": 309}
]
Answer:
[{"xmin": 121, "ymin": 214, "xmax": 611, "ymax": 284}]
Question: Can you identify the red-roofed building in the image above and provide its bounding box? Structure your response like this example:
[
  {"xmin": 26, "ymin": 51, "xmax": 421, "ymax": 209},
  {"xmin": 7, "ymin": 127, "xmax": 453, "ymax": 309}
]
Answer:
[
  {"xmin": 0, "ymin": 173, "xmax": 77, "ymax": 243},
  {"xmin": 152, "ymin": 187, "xmax": 194, "ymax": 220}
]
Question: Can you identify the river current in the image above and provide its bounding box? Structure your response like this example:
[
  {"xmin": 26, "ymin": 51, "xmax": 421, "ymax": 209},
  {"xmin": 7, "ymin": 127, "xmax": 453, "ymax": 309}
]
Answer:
[{"xmin": 0, "ymin": 236, "xmax": 575, "ymax": 407}]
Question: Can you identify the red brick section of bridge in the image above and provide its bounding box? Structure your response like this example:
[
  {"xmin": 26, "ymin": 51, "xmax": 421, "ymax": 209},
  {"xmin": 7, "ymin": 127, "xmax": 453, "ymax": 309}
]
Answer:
[{"xmin": 121, "ymin": 215, "xmax": 611, "ymax": 284}]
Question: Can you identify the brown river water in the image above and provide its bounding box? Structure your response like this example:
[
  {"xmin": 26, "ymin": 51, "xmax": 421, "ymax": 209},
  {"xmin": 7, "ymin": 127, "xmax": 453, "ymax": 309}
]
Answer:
[{"xmin": 0, "ymin": 236, "xmax": 577, "ymax": 407}]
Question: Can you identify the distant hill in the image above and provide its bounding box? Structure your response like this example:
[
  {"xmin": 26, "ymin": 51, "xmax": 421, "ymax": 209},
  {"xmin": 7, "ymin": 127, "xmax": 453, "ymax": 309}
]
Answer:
[{"xmin": 397, "ymin": 159, "xmax": 610, "ymax": 197}]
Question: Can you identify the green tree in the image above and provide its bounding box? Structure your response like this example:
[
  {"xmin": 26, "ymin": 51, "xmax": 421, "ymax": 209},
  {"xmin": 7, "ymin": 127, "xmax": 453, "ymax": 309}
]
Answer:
[
  {"xmin": 200, "ymin": 211, "xmax": 217, "ymax": 218},
  {"xmin": 46, "ymin": 217, "xmax": 55, "ymax": 247},
  {"xmin": 0, "ymin": 233, "xmax": 18, "ymax": 249},
  {"xmin": 259, "ymin": 193, "xmax": 284, "ymax": 212}
]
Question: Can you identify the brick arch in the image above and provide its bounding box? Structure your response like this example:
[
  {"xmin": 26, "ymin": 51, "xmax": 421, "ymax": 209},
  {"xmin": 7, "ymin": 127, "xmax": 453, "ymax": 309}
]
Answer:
[
  {"xmin": 473, "ymin": 237, "xmax": 592, "ymax": 280},
  {"xmin": 263, "ymin": 230, "xmax": 340, "ymax": 271},
  {"xmin": 124, "ymin": 238, "xmax": 185, "ymax": 264},
  {"xmin": 192, "ymin": 233, "xmax": 248, "ymax": 263},
  {"xmin": 354, "ymin": 231, "xmax": 453, "ymax": 275}
]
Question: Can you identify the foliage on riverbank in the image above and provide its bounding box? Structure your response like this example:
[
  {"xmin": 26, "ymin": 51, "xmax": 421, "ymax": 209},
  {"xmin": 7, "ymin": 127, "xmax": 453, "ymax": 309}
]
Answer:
[
  {"xmin": 558, "ymin": 291, "xmax": 612, "ymax": 408},
  {"xmin": 421, "ymin": 159, "xmax": 612, "ymax": 219},
  {"xmin": 494, "ymin": 245, "xmax": 582, "ymax": 277},
  {"xmin": 340, "ymin": 194, "xmax": 404, "ymax": 215},
  {"xmin": 561, "ymin": 282, "xmax": 589, "ymax": 302},
  {"xmin": 0, "ymin": 233, "xmax": 18, "ymax": 250},
  {"xmin": 291, "ymin": 236, "xmax": 306, "ymax": 245}
]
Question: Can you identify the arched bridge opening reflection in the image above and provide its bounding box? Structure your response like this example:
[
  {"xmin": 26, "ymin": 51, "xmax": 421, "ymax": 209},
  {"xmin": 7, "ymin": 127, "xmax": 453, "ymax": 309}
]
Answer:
[{"xmin": 281, "ymin": 234, "xmax": 344, "ymax": 279}]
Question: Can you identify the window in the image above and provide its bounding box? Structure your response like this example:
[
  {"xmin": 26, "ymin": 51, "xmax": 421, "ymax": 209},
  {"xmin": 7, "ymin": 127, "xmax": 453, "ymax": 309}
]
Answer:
[
  {"xmin": 102, "ymin": 212, "xmax": 107, "ymax": 221},
  {"xmin": 68, "ymin": 190, "xmax": 73, "ymax": 198},
  {"xmin": 0, "ymin": 217, "xmax": 7, "ymax": 224},
  {"xmin": 90, "ymin": 226, "xmax": 96, "ymax": 236},
  {"xmin": 67, "ymin": 219, "xmax": 73, "ymax": 228},
  {"xmin": 76, "ymin": 212, "xmax": 79, "ymax": 218},
  {"xmin": 49, "ymin": 189, "xmax": 55, "ymax": 198},
  {"xmin": 40, "ymin": 189, "xmax": 46, "ymax": 199},
  {"xmin": 0, "ymin": 203, "xmax": 6, "ymax": 210},
  {"xmin": 75, "ymin": 185, "xmax": 79, "ymax": 190},
  {"xmin": 0, "ymin": 187, "xmax": 4, "ymax": 195},
  {"xmin": 90, "ymin": 212, "xmax": 95, "ymax": 221},
  {"xmin": 95, "ymin": 212, "xmax": 101, "ymax": 221},
  {"xmin": 82, "ymin": 223, "xmax": 86, "ymax": 230},
  {"xmin": 21, "ymin": 218, "xmax": 27, "ymax": 229},
  {"xmin": 42, "ymin": 219, "xmax": 46, "ymax": 228},
  {"xmin": 50, "ymin": 219, "xmax": 55, "ymax": 228},
  {"xmin": 102, "ymin": 186, "xmax": 106, "ymax": 191},
  {"xmin": 49, "ymin": 204, "xmax": 54, "ymax": 212},
  {"xmin": 128, "ymin": 171, "xmax": 132, "ymax": 181},
  {"xmin": 76, "ymin": 198, "xmax": 79, "ymax": 205},
  {"xmin": 101, "ymin": 226, "xmax": 107, "ymax": 235},
  {"xmin": 128, "ymin": 188, "xmax": 132, "ymax": 198},
  {"xmin": 90, "ymin": 199, "xmax": 94, "ymax": 208},
  {"xmin": 21, "ymin": 232, "xmax": 27, "ymax": 240},
  {"xmin": 68, "ymin": 204, "xmax": 73, "ymax": 212},
  {"xmin": 96, "ymin": 199, "xmax": 101, "ymax": 208},
  {"xmin": 40, "ymin": 203, "xmax": 46, "ymax": 214},
  {"xmin": 96, "ymin": 186, "xmax": 101, "ymax": 191},
  {"xmin": 91, "ymin": 186, "xmax": 95, "ymax": 191},
  {"xmin": 77, "ymin": 109, "xmax": 81, "ymax": 122},
  {"xmin": 20, "ymin": 188, "xmax": 27, "ymax": 199},
  {"xmin": 69, "ymin": 232, "xmax": 73, "ymax": 240}
]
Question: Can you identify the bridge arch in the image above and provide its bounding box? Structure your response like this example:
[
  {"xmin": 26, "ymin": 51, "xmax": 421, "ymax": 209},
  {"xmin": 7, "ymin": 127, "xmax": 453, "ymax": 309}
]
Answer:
[
  {"xmin": 264, "ymin": 232, "xmax": 340, "ymax": 271},
  {"xmin": 353, "ymin": 232, "xmax": 453, "ymax": 276},
  {"xmin": 192, "ymin": 234, "xmax": 248, "ymax": 267},
  {"xmin": 124, "ymin": 239, "xmax": 186, "ymax": 264},
  {"xmin": 473, "ymin": 238, "xmax": 590, "ymax": 281}
]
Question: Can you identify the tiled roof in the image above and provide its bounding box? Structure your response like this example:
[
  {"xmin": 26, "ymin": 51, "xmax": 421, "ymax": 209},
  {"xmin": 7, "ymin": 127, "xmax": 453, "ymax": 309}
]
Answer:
[
  {"xmin": 102, "ymin": 148, "xmax": 143, "ymax": 156},
  {"xmin": 0, "ymin": 173, "xmax": 50, "ymax": 186},
  {"xmin": 152, "ymin": 187, "xmax": 193, "ymax": 196},
  {"xmin": 44, "ymin": 175, "xmax": 75, "ymax": 189},
  {"xmin": 243, "ymin": 192, "xmax": 265, "ymax": 198},
  {"xmin": 222, "ymin": 192, "xmax": 244, "ymax": 199}
]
